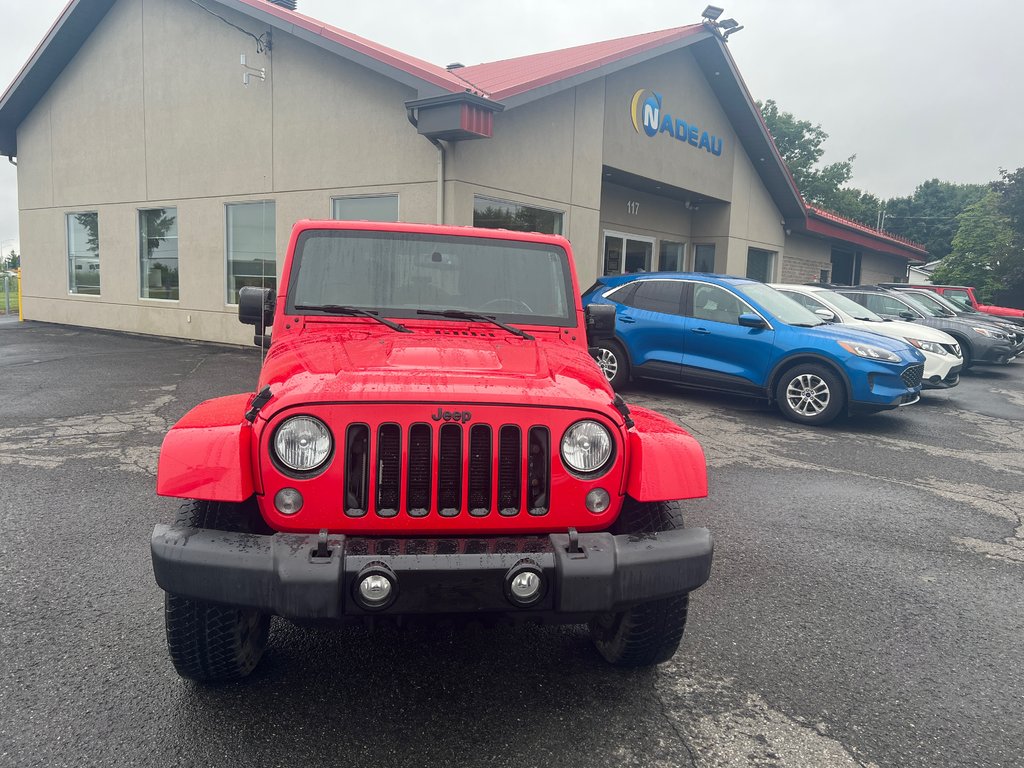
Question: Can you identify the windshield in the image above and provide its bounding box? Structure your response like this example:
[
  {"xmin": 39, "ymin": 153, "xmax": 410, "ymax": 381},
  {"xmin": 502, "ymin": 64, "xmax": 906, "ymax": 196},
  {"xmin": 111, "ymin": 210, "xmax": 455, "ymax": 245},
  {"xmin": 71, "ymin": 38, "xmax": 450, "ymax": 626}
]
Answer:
[
  {"xmin": 287, "ymin": 230, "xmax": 575, "ymax": 326},
  {"xmin": 897, "ymin": 291, "xmax": 948, "ymax": 317},
  {"xmin": 817, "ymin": 290, "xmax": 884, "ymax": 321},
  {"xmin": 943, "ymin": 289, "xmax": 973, "ymax": 310},
  {"xmin": 903, "ymin": 291, "xmax": 956, "ymax": 316},
  {"xmin": 736, "ymin": 283, "xmax": 823, "ymax": 326}
]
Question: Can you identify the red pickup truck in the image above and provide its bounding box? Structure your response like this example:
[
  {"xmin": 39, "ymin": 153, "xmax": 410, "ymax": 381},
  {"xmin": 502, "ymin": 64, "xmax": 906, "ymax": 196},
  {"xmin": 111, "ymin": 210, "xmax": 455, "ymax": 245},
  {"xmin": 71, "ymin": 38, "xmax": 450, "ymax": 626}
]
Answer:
[{"xmin": 887, "ymin": 284, "xmax": 1024, "ymax": 326}]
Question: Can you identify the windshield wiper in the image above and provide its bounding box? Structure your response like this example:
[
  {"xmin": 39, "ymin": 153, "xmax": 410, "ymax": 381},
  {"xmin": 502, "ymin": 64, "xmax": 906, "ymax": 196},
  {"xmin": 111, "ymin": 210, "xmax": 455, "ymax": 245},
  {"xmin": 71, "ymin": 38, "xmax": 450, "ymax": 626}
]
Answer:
[
  {"xmin": 294, "ymin": 304, "xmax": 411, "ymax": 333},
  {"xmin": 790, "ymin": 321, "xmax": 823, "ymax": 327},
  {"xmin": 416, "ymin": 309, "xmax": 534, "ymax": 340}
]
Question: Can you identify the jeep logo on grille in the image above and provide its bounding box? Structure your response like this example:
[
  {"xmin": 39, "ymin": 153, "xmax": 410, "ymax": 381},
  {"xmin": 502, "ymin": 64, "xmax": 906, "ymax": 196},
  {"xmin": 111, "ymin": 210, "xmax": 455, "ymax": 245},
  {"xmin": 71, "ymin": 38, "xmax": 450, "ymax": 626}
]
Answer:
[{"xmin": 431, "ymin": 407, "xmax": 472, "ymax": 423}]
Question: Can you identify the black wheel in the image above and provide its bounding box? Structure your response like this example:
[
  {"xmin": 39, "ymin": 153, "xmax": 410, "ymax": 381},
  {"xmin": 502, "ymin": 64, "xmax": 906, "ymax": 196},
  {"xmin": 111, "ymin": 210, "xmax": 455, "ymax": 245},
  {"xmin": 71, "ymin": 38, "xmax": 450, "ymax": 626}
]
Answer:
[
  {"xmin": 592, "ymin": 339, "xmax": 630, "ymax": 390},
  {"xmin": 774, "ymin": 363, "xmax": 846, "ymax": 425},
  {"xmin": 588, "ymin": 499, "xmax": 690, "ymax": 667},
  {"xmin": 955, "ymin": 338, "xmax": 973, "ymax": 369},
  {"xmin": 163, "ymin": 499, "xmax": 271, "ymax": 682}
]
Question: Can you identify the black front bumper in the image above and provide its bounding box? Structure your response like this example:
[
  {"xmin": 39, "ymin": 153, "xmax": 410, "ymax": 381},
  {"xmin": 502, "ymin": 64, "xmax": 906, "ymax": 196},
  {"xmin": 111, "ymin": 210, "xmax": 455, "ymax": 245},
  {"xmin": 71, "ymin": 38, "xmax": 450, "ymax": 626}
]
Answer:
[{"xmin": 151, "ymin": 525, "xmax": 714, "ymax": 621}]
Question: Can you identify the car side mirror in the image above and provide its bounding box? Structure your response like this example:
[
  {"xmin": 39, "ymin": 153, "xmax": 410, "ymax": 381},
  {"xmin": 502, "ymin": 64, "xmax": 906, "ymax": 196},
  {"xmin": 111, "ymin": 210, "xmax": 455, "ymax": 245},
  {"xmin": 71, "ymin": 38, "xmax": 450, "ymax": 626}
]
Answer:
[
  {"xmin": 585, "ymin": 303, "xmax": 616, "ymax": 340},
  {"xmin": 738, "ymin": 313, "xmax": 767, "ymax": 329},
  {"xmin": 238, "ymin": 286, "xmax": 276, "ymax": 347},
  {"xmin": 814, "ymin": 309, "xmax": 836, "ymax": 322},
  {"xmin": 898, "ymin": 310, "xmax": 916, "ymax": 320}
]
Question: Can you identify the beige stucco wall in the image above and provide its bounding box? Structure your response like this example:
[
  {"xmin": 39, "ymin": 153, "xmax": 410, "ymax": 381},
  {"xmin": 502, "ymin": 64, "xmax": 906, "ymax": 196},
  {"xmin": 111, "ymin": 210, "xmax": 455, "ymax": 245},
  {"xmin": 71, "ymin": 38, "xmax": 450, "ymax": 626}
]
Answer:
[
  {"xmin": 16, "ymin": 0, "xmax": 441, "ymax": 344},
  {"xmin": 860, "ymin": 253, "xmax": 911, "ymax": 285},
  {"xmin": 602, "ymin": 49, "xmax": 735, "ymax": 203}
]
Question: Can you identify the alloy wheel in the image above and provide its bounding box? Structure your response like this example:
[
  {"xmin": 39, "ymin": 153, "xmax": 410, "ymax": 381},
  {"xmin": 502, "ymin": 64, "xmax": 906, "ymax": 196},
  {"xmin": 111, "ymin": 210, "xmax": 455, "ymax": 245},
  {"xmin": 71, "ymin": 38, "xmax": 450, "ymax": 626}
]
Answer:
[
  {"xmin": 785, "ymin": 373, "xmax": 830, "ymax": 416},
  {"xmin": 595, "ymin": 348, "xmax": 618, "ymax": 381}
]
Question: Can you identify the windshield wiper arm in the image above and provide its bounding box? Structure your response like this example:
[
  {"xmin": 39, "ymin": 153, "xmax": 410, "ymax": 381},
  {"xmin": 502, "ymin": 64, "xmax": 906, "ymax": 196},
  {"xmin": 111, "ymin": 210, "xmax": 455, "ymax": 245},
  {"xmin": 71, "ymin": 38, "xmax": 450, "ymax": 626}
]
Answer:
[
  {"xmin": 416, "ymin": 309, "xmax": 534, "ymax": 340},
  {"xmin": 294, "ymin": 304, "xmax": 411, "ymax": 333}
]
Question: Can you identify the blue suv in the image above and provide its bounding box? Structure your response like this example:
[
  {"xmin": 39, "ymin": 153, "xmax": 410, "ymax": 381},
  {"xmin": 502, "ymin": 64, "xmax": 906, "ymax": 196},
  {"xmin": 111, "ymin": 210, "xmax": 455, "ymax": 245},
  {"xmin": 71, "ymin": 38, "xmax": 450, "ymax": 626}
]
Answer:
[{"xmin": 582, "ymin": 274, "xmax": 926, "ymax": 425}]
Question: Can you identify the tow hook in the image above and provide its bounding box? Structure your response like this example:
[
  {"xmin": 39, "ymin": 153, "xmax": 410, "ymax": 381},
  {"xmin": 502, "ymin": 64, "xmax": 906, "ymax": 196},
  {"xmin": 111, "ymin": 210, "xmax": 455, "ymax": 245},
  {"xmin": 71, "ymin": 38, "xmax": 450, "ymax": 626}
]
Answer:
[
  {"xmin": 312, "ymin": 528, "xmax": 332, "ymax": 560},
  {"xmin": 566, "ymin": 527, "xmax": 587, "ymax": 559}
]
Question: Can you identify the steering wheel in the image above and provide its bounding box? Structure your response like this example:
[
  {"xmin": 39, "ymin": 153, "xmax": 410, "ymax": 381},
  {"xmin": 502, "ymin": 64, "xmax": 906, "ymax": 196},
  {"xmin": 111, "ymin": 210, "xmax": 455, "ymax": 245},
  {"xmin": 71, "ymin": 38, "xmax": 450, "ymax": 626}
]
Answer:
[{"xmin": 479, "ymin": 298, "xmax": 533, "ymax": 313}]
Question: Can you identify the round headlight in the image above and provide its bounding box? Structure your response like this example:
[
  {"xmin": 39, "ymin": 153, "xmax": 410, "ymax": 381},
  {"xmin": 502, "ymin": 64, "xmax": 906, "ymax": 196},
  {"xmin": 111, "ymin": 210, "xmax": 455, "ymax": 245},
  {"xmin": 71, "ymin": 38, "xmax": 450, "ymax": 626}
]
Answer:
[
  {"xmin": 560, "ymin": 420, "xmax": 613, "ymax": 474},
  {"xmin": 273, "ymin": 416, "xmax": 332, "ymax": 472}
]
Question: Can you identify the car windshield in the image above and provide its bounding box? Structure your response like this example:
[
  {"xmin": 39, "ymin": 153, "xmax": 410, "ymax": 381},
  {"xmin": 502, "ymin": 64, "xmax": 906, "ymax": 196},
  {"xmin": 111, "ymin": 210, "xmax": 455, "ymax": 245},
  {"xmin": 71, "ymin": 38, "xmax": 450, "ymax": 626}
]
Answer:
[
  {"xmin": 897, "ymin": 291, "xmax": 948, "ymax": 317},
  {"xmin": 817, "ymin": 290, "xmax": 884, "ymax": 321},
  {"xmin": 736, "ymin": 282, "xmax": 823, "ymax": 326},
  {"xmin": 944, "ymin": 290, "xmax": 973, "ymax": 310},
  {"xmin": 917, "ymin": 290, "xmax": 975, "ymax": 314},
  {"xmin": 903, "ymin": 291, "xmax": 956, "ymax": 316},
  {"xmin": 287, "ymin": 230, "xmax": 575, "ymax": 326}
]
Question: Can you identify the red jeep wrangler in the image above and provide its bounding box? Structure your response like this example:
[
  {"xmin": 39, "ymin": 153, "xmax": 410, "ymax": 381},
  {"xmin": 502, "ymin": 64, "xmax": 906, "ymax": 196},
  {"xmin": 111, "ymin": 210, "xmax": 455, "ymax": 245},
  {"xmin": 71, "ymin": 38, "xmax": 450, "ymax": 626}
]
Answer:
[{"xmin": 150, "ymin": 221, "xmax": 713, "ymax": 681}]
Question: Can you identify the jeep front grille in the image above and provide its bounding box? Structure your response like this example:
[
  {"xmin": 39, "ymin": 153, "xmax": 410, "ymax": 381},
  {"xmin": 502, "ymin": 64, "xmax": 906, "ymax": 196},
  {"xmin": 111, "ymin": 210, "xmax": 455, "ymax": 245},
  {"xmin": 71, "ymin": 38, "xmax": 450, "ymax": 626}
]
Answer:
[
  {"xmin": 901, "ymin": 363, "xmax": 924, "ymax": 388},
  {"xmin": 344, "ymin": 422, "xmax": 551, "ymax": 519}
]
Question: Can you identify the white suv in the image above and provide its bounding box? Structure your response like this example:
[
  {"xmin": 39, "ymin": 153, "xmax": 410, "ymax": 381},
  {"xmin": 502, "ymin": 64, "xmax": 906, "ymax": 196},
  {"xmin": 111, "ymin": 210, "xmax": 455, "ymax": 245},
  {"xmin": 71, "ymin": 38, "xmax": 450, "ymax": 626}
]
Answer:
[{"xmin": 772, "ymin": 284, "xmax": 962, "ymax": 389}]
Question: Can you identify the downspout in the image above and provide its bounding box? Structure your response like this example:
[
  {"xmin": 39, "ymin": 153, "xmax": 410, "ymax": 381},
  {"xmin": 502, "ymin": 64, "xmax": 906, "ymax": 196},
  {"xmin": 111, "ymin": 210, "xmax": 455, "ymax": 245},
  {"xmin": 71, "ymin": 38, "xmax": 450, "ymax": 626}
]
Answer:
[{"xmin": 406, "ymin": 108, "xmax": 445, "ymax": 225}]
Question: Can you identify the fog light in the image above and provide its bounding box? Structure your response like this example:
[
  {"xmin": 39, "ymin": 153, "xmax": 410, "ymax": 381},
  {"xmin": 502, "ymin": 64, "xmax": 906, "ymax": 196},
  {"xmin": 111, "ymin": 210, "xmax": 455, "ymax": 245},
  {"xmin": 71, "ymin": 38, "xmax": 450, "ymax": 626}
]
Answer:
[
  {"xmin": 586, "ymin": 488, "xmax": 611, "ymax": 513},
  {"xmin": 505, "ymin": 561, "xmax": 545, "ymax": 607},
  {"xmin": 358, "ymin": 575, "xmax": 393, "ymax": 607},
  {"xmin": 275, "ymin": 487, "xmax": 303, "ymax": 515},
  {"xmin": 354, "ymin": 564, "xmax": 397, "ymax": 610}
]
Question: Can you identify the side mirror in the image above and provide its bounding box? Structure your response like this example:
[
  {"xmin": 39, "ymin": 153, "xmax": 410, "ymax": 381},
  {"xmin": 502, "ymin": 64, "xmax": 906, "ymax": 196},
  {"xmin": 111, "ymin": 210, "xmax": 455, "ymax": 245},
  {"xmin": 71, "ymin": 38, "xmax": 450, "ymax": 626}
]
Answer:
[
  {"xmin": 898, "ymin": 310, "xmax": 916, "ymax": 321},
  {"xmin": 814, "ymin": 308, "xmax": 836, "ymax": 322},
  {"xmin": 738, "ymin": 312, "xmax": 767, "ymax": 329},
  {"xmin": 238, "ymin": 286, "xmax": 276, "ymax": 347},
  {"xmin": 585, "ymin": 303, "xmax": 617, "ymax": 340}
]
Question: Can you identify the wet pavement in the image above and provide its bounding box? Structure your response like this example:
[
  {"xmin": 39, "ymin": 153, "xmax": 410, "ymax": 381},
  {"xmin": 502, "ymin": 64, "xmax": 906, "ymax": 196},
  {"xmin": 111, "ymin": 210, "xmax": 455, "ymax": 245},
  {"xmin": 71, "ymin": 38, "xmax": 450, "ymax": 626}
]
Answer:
[{"xmin": 1, "ymin": 321, "xmax": 1022, "ymax": 768}]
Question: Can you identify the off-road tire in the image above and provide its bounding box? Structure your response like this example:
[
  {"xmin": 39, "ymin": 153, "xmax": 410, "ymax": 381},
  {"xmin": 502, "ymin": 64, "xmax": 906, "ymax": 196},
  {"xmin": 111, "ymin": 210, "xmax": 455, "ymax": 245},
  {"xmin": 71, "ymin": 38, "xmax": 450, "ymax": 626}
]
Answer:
[
  {"xmin": 164, "ymin": 499, "xmax": 271, "ymax": 683},
  {"xmin": 774, "ymin": 363, "xmax": 846, "ymax": 426},
  {"xmin": 588, "ymin": 499, "xmax": 690, "ymax": 667},
  {"xmin": 592, "ymin": 339, "xmax": 630, "ymax": 390}
]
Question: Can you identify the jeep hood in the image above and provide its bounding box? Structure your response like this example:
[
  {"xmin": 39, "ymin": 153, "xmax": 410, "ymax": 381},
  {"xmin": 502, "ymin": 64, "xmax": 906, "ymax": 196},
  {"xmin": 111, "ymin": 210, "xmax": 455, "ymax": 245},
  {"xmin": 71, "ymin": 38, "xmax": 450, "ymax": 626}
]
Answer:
[{"xmin": 256, "ymin": 330, "xmax": 618, "ymax": 415}]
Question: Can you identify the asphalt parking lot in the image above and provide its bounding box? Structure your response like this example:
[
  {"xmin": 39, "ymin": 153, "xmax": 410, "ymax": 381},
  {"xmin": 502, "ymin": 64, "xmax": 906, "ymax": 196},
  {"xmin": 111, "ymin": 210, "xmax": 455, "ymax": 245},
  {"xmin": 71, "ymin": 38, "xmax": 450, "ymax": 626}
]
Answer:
[{"xmin": 1, "ymin": 319, "xmax": 1022, "ymax": 768}]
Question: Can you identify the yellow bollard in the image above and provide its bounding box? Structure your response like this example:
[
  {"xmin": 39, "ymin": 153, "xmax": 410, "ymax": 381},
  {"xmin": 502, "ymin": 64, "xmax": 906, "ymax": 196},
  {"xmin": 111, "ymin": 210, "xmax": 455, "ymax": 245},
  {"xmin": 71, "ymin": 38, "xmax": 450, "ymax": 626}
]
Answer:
[{"xmin": 17, "ymin": 267, "xmax": 22, "ymax": 322}]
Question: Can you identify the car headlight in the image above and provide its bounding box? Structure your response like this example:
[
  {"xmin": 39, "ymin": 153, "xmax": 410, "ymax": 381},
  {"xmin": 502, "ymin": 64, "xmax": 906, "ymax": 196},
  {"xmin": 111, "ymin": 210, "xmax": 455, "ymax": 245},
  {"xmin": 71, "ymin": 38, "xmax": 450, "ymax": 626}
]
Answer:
[
  {"xmin": 273, "ymin": 416, "xmax": 333, "ymax": 472},
  {"xmin": 905, "ymin": 338, "xmax": 948, "ymax": 355},
  {"xmin": 837, "ymin": 340, "xmax": 901, "ymax": 363},
  {"xmin": 560, "ymin": 420, "xmax": 613, "ymax": 474},
  {"xmin": 972, "ymin": 326, "xmax": 1007, "ymax": 340}
]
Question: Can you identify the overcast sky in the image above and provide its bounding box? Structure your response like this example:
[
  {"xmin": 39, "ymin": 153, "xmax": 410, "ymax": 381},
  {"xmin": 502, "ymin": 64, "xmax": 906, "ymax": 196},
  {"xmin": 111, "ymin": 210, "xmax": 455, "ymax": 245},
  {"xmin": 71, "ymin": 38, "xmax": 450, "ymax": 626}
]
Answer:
[{"xmin": 2, "ymin": 0, "xmax": 1023, "ymax": 255}]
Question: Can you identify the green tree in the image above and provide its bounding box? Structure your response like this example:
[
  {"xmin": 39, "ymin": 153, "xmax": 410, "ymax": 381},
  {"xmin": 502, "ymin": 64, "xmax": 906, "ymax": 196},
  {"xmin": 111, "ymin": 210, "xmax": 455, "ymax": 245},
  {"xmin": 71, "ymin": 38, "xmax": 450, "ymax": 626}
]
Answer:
[
  {"xmin": 4, "ymin": 249, "xmax": 17, "ymax": 269},
  {"xmin": 930, "ymin": 190, "xmax": 1011, "ymax": 301},
  {"xmin": 881, "ymin": 180, "xmax": 988, "ymax": 260},
  {"xmin": 758, "ymin": 99, "xmax": 878, "ymax": 226},
  {"xmin": 992, "ymin": 167, "xmax": 1024, "ymax": 297}
]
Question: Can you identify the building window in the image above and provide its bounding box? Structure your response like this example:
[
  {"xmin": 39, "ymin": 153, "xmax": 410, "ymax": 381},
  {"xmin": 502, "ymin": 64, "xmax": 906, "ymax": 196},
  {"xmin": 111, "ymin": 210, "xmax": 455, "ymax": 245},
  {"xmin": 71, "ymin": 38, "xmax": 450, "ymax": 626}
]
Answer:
[
  {"xmin": 332, "ymin": 194, "xmax": 399, "ymax": 222},
  {"xmin": 473, "ymin": 195, "xmax": 564, "ymax": 235},
  {"xmin": 226, "ymin": 202, "xmax": 276, "ymax": 304},
  {"xmin": 139, "ymin": 208, "xmax": 179, "ymax": 300},
  {"xmin": 67, "ymin": 212, "xmax": 100, "ymax": 295},
  {"xmin": 746, "ymin": 248, "xmax": 775, "ymax": 283},
  {"xmin": 658, "ymin": 241, "xmax": 685, "ymax": 271},
  {"xmin": 694, "ymin": 244, "xmax": 716, "ymax": 273}
]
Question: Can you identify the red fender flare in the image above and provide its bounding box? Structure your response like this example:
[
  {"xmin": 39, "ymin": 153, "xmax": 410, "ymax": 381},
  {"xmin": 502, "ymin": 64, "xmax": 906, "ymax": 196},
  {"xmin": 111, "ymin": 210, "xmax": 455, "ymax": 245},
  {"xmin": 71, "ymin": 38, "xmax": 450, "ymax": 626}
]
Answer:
[
  {"xmin": 624, "ymin": 406, "xmax": 708, "ymax": 502},
  {"xmin": 156, "ymin": 394, "xmax": 255, "ymax": 501}
]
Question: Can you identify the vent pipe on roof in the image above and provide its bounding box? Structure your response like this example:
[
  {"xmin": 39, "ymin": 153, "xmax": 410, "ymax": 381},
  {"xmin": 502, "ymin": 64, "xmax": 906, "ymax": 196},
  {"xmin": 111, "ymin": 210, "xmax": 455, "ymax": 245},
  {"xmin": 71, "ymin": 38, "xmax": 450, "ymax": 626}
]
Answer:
[
  {"xmin": 268, "ymin": 0, "xmax": 297, "ymax": 10},
  {"xmin": 446, "ymin": 62, "xmax": 465, "ymax": 70}
]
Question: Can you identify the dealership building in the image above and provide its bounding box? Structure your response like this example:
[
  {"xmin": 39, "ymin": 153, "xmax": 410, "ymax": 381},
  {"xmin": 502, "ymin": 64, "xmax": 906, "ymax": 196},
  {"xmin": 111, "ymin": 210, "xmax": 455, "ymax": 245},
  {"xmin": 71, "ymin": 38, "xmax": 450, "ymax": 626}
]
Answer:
[{"xmin": 0, "ymin": 0, "xmax": 927, "ymax": 345}]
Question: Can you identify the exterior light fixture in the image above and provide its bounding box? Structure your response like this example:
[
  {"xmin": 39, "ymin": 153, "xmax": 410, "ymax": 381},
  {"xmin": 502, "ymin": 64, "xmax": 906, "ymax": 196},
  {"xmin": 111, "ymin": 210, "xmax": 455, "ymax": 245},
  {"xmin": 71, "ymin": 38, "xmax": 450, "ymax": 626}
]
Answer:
[
  {"xmin": 702, "ymin": 5, "xmax": 725, "ymax": 21},
  {"xmin": 718, "ymin": 18, "xmax": 739, "ymax": 30}
]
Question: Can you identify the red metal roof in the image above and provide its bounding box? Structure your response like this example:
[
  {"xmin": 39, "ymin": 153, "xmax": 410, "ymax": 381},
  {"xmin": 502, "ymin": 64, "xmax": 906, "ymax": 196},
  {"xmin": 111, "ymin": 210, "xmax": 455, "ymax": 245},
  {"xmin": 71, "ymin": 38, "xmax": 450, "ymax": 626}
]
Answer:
[
  {"xmin": 806, "ymin": 206, "xmax": 928, "ymax": 261},
  {"xmin": 233, "ymin": 0, "xmax": 469, "ymax": 93},
  {"xmin": 455, "ymin": 25, "xmax": 705, "ymax": 100}
]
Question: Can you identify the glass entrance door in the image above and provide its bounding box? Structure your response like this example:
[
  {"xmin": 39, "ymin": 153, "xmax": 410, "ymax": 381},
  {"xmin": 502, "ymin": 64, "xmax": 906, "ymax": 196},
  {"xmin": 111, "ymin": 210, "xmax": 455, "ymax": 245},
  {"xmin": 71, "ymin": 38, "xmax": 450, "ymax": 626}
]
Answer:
[{"xmin": 603, "ymin": 232, "xmax": 654, "ymax": 275}]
